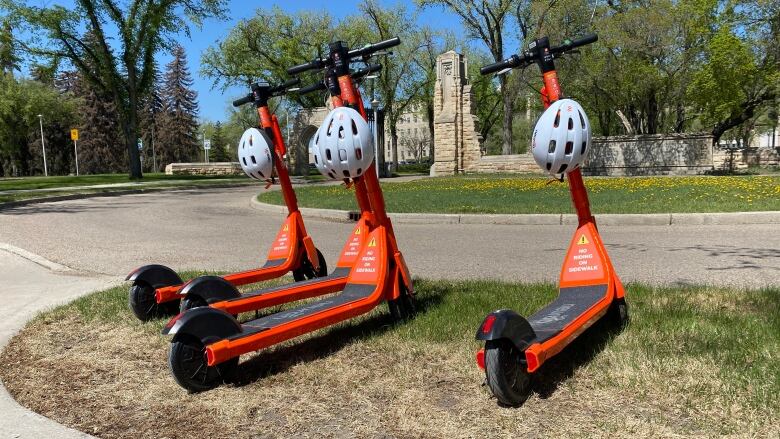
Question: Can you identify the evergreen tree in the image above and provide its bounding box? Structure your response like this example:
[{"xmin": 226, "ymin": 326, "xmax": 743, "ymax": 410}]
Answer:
[
  {"xmin": 58, "ymin": 69, "xmax": 124, "ymax": 174},
  {"xmin": 139, "ymin": 67, "xmax": 163, "ymax": 172},
  {"xmin": 158, "ymin": 45, "xmax": 199, "ymax": 166},
  {"xmin": 208, "ymin": 121, "xmax": 230, "ymax": 162}
]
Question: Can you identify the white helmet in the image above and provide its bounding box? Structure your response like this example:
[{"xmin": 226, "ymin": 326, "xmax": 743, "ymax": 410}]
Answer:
[
  {"xmin": 531, "ymin": 99, "xmax": 591, "ymax": 175},
  {"xmin": 310, "ymin": 107, "xmax": 374, "ymax": 180},
  {"xmin": 238, "ymin": 127, "xmax": 274, "ymax": 181}
]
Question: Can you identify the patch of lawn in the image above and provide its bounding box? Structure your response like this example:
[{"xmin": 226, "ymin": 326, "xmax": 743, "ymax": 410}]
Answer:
[
  {"xmin": 258, "ymin": 174, "xmax": 780, "ymax": 214},
  {"xmin": 1, "ymin": 276, "xmax": 777, "ymax": 437}
]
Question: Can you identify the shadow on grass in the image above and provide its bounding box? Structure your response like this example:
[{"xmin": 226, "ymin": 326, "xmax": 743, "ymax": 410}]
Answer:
[
  {"xmin": 529, "ymin": 310, "xmax": 628, "ymax": 400},
  {"xmin": 231, "ymin": 292, "xmax": 445, "ymax": 387}
]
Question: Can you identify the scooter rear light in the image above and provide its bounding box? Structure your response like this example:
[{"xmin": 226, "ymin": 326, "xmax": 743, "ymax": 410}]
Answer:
[
  {"xmin": 475, "ymin": 349, "xmax": 485, "ymax": 370},
  {"xmin": 481, "ymin": 315, "xmax": 496, "ymax": 334}
]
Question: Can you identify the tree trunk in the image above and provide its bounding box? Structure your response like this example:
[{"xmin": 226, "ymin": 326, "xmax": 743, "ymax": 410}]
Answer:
[
  {"xmin": 500, "ymin": 75, "xmax": 513, "ymax": 155},
  {"xmin": 390, "ymin": 125, "xmax": 398, "ymax": 172},
  {"xmin": 123, "ymin": 108, "xmax": 142, "ymax": 179}
]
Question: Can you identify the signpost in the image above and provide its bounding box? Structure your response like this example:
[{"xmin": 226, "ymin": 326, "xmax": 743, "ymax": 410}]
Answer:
[
  {"xmin": 70, "ymin": 129, "xmax": 79, "ymax": 176},
  {"xmin": 204, "ymin": 139, "xmax": 211, "ymax": 164}
]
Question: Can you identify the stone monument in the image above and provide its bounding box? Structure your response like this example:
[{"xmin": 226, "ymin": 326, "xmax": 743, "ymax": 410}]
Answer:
[{"xmin": 430, "ymin": 51, "xmax": 483, "ymax": 176}]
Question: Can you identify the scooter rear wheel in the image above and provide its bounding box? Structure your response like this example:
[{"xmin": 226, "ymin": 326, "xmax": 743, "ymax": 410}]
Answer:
[
  {"xmin": 169, "ymin": 335, "xmax": 238, "ymax": 393},
  {"xmin": 484, "ymin": 339, "xmax": 531, "ymax": 407},
  {"xmin": 292, "ymin": 249, "xmax": 328, "ymax": 281},
  {"xmin": 129, "ymin": 282, "xmax": 179, "ymax": 321},
  {"xmin": 179, "ymin": 294, "xmax": 209, "ymax": 313}
]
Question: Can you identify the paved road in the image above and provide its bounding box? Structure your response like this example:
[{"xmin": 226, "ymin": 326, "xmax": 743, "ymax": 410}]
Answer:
[{"xmin": 1, "ymin": 186, "xmax": 778, "ymax": 288}]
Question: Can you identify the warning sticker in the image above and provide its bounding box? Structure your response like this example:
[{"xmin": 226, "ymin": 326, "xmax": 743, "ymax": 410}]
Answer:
[
  {"xmin": 337, "ymin": 221, "xmax": 367, "ymax": 267},
  {"xmin": 349, "ymin": 229, "xmax": 384, "ymax": 284},
  {"xmin": 561, "ymin": 224, "xmax": 606, "ymax": 283},
  {"xmin": 266, "ymin": 217, "xmax": 295, "ymax": 260}
]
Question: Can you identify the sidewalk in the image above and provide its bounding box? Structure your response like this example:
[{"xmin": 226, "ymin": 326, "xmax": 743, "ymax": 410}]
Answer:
[{"xmin": 0, "ymin": 245, "xmax": 113, "ymax": 439}]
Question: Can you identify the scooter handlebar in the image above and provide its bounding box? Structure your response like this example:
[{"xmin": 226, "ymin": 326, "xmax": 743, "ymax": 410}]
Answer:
[
  {"xmin": 232, "ymin": 94, "xmax": 253, "ymax": 107},
  {"xmin": 270, "ymin": 77, "xmax": 301, "ymax": 94},
  {"xmin": 287, "ymin": 59, "xmax": 325, "ymax": 75},
  {"xmin": 480, "ymin": 55, "xmax": 526, "ymax": 75},
  {"xmin": 552, "ymin": 33, "xmax": 598, "ymax": 54},
  {"xmin": 296, "ymin": 81, "xmax": 326, "ymax": 95},
  {"xmin": 348, "ymin": 37, "xmax": 401, "ymax": 58}
]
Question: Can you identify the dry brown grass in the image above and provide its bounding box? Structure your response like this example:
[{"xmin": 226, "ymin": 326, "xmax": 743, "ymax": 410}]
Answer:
[{"xmin": 1, "ymin": 280, "xmax": 778, "ymax": 438}]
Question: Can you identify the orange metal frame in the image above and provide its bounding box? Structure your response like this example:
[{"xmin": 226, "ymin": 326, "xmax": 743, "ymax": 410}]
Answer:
[
  {"xmin": 153, "ymin": 103, "xmax": 320, "ymax": 304},
  {"xmin": 522, "ymin": 69, "xmax": 625, "ymax": 372},
  {"xmin": 203, "ymin": 68, "xmax": 412, "ymax": 366}
]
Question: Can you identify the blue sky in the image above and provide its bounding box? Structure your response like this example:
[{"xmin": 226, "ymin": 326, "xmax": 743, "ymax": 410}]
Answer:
[{"xmin": 23, "ymin": 1, "xmax": 466, "ymax": 121}]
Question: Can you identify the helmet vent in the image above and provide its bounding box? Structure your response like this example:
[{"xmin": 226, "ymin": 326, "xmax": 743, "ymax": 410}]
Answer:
[
  {"xmin": 357, "ymin": 167, "xmax": 362, "ymax": 175},
  {"xmin": 249, "ymin": 135, "xmax": 253, "ymax": 146},
  {"xmin": 328, "ymin": 171, "xmax": 336, "ymax": 179},
  {"xmin": 327, "ymin": 119, "xmax": 334, "ymax": 135},
  {"xmin": 242, "ymin": 157, "xmax": 247, "ymax": 166},
  {"xmin": 546, "ymin": 162, "xmax": 552, "ymax": 171},
  {"xmin": 338, "ymin": 126, "xmax": 345, "ymax": 139},
  {"xmin": 314, "ymin": 155, "xmax": 319, "ymax": 164},
  {"xmin": 343, "ymin": 170, "xmax": 350, "ymax": 178},
  {"xmin": 558, "ymin": 164, "xmax": 568, "ymax": 174},
  {"xmin": 565, "ymin": 141, "xmax": 574, "ymax": 155},
  {"xmin": 338, "ymin": 149, "xmax": 347, "ymax": 161},
  {"xmin": 553, "ymin": 110, "xmax": 561, "ymax": 128},
  {"xmin": 241, "ymin": 141, "xmax": 245, "ymax": 150},
  {"xmin": 315, "ymin": 133, "xmax": 320, "ymax": 144},
  {"xmin": 578, "ymin": 110, "xmax": 586, "ymax": 128},
  {"xmin": 250, "ymin": 155, "xmax": 257, "ymax": 164},
  {"xmin": 568, "ymin": 118, "xmax": 574, "ymax": 130},
  {"xmin": 581, "ymin": 141, "xmax": 587, "ymax": 154},
  {"xmin": 351, "ymin": 120, "xmax": 358, "ymax": 135},
  {"xmin": 355, "ymin": 147, "xmax": 362, "ymax": 160},
  {"xmin": 548, "ymin": 140, "xmax": 556, "ymax": 154},
  {"xmin": 258, "ymin": 171, "xmax": 265, "ymax": 178},
  {"xmin": 325, "ymin": 148, "xmax": 332, "ymax": 161}
]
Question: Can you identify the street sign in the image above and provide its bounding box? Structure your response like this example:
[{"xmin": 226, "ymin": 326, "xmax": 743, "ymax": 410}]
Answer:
[
  {"xmin": 204, "ymin": 139, "xmax": 211, "ymax": 150},
  {"xmin": 70, "ymin": 129, "xmax": 79, "ymax": 141},
  {"xmin": 137, "ymin": 139, "xmax": 143, "ymax": 151}
]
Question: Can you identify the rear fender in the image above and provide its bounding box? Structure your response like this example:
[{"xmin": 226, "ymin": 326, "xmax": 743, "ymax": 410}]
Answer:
[
  {"xmin": 179, "ymin": 275, "xmax": 241, "ymax": 304},
  {"xmin": 125, "ymin": 264, "xmax": 182, "ymax": 288},
  {"xmin": 162, "ymin": 306, "xmax": 241, "ymax": 344},
  {"xmin": 475, "ymin": 309, "xmax": 536, "ymax": 352}
]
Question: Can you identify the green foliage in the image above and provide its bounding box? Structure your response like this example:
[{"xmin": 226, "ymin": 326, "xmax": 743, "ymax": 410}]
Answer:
[
  {"xmin": 157, "ymin": 45, "xmax": 200, "ymax": 165},
  {"xmin": 207, "ymin": 121, "xmax": 231, "ymax": 162},
  {"xmin": 0, "ymin": 73, "xmax": 78, "ymax": 176}
]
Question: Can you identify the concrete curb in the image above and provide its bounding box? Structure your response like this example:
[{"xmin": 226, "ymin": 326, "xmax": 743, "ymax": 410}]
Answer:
[
  {"xmin": 250, "ymin": 197, "xmax": 780, "ymax": 226},
  {"xmin": 0, "ymin": 183, "xmax": 253, "ymax": 211}
]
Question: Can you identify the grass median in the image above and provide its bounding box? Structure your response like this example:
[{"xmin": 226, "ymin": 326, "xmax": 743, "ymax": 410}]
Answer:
[
  {"xmin": 0, "ymin": 273, "xmax": 777, "ymax": 437},
  {"xmin": 0, "ymin": 173, "xmax": 252, "ymax": 203},
  {"xmin": 259, "ymin": 174, "xmax": 780, "ymax": 214}
]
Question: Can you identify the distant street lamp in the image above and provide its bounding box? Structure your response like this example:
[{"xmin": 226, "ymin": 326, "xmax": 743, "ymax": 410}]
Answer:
[
  {"xmin": 37, "ymin": 114, "xmax": 48, "ymax": 176},
  {"xmin": 366, "ymin": 75, "xmax": 381, "ymax": 177}
]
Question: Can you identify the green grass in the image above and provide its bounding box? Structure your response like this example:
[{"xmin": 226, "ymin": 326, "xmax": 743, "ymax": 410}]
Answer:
[
  {"xmin": 258, "ymin": 174, "xmax": 780, "ymax": 214},
  {"xmin": 7, "ymin": 275, "xmax": 778, "ymax": 435},
  {"xmin": 0, "ymin": 173, "xmax": 252, "ymax": 203}
]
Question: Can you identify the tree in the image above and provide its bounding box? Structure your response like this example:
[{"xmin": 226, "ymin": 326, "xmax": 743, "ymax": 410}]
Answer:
[
  {"xmin": 418, "ymin": 0, "xmax": 518, "ymax": 155},
  {"xmin": 157, "ymin": 45, "xmax": 200, "ymax": 166},
  {"xmin": 0, "ymin": 17, "xmax": 20, "ymax": 74},
  {"xmin": 139, "ymin": 67, "xmax": 163, "ymax": 172},
  {"xmin": 208, "ymin": 121, "xmax": 230, "ymax": 162},
  {"xmin": 360, "ymin": 0, "xmax": 430, "ymax": 172},
  {"xmin": 4, "ymin": 0, "xmax": 226, "ymax": 178}
]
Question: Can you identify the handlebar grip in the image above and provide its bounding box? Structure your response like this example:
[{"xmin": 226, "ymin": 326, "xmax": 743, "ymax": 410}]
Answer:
[
  {"xmin": 296, "ymin": 81, "xmax": 326, "ymax": 95},
  {"xmin": 232, "ymin": 94, "xmax": 253, "ymax": 107},
  {"xmin": 480, "ymin": 55, "xmax": 520, "ymax": 75},
  {"xmin": 354, "ymin": 64, "xmax": 382, "ymax": 79},
  {"xmin": 371, "ymin": 36, "xmax": 401, "ymax": 52},
  {"xmin": 270, "ymin": 77, "xmax": 301, "ymax": 94},
  {"xmin": 570, "ymin": 33, "xmax": 598, "ymax": 48},
  {"xmin": 287, "ymin": 60, "xmax": 321, "ymax": 75}
]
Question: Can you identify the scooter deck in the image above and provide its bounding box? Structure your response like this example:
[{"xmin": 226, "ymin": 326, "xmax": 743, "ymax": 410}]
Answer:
[
  {"xmin": 232, "ymin": 283, "xmax": 375, "ymax": 338},
  {"xmin": 527, "ymin": 284, "xmax": 608, "ymax": 342},
  {"xmin": 228, "ymin": 267, "xmax": 351, "ymax": 303}
]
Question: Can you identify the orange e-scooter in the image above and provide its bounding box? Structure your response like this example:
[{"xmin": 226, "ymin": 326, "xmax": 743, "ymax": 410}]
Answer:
[
  {"xmin": 474, "ymin": 34, "xmax": 629, "ymax": 406},
  {"xmin": 126, "ymin": 78, "xmax": 326, "ymax": 321},
  {"xmin": 162, "ymin": 37, "xmax": 415, "ymax": 392}
]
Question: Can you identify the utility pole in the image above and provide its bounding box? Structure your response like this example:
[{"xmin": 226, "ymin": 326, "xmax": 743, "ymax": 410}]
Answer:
[{"xmin": 38, "ymin": 114, "xmax": 48, "ymax": 176}]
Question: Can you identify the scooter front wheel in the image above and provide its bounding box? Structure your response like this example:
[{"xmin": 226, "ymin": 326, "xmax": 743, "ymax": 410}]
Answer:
[
  {"xmin": 292, "ymin": 248, "xmax": 328, "ymax": 281},
  {"xmin": 168, "ymin": 335, "xmax": 238, "ymax": 393},
  {"xmin": 129, "ymin": 282, "xmax": 178, "ymax": 321},
  {"xmin": 484, "ymin": 339, "xmax": 531, "ymax": 407}
]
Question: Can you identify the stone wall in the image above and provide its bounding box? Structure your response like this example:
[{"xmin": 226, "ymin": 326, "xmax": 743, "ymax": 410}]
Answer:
[
  {"xmin": 583, "ymin": 133, "xmax": 714, "ymax": 176},
  {"xmin": 165, "ymin": 162, "xmax": 243, "ymax": 176},
  {"xmin": 713, "ymin": 147, "xmax": 780, "ymax": 172}
]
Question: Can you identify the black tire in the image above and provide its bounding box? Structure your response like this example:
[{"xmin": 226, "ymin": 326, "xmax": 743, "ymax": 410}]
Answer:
[
  {"xmin": 607, "ymin": 298, "xmax": 629, "ymax": 328},
  {"xmin": 129, "ymin": 282, "xmax": 178, "ymax": 321},
  {"xmin": 484, "ymin": 339, "xmax": 531, "ymax": 407},
  {"xmin": 168, "ymin": 335, "xmax": 239, "ymax": 393},
  {"xmin": 387, "ymin": 280, "xmax": 416, "ymax": 322},
  {"xmin": 180, "ymin": 294, "xmax": 209, "ymax": 313},
  {"xmin": 292, "ymin": 248, "xmax": 328, "ymax": 281}
]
